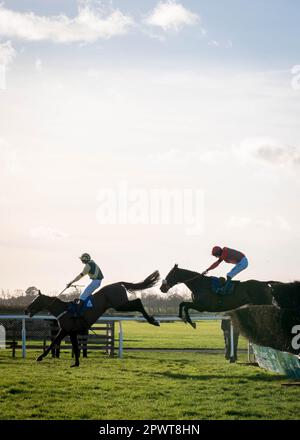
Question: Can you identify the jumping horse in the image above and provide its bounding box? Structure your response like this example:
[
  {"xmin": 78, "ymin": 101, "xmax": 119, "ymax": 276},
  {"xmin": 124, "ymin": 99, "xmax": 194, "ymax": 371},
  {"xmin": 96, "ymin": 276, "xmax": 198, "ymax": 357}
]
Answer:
[
  {"xmin": 160, "ymin": 264, "xmax": 274, "ymax": 328},
  {"xmin": 25, "ymin": 271, "xmax": 160, "ymax": 367}
]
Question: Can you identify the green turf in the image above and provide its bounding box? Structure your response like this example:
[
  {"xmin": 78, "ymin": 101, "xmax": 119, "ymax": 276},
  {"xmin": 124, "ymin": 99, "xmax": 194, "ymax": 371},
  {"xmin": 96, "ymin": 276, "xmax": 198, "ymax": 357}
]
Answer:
[
  {"xmin": 119, "ymin": 320, "xmax": 248, "ymax": 349},
  {"xmin": 0, "ymin": 351, "xmax": 299, "ymax": 420},
  {"xmin": 0, "ymin": 321, "xmax": 299, "ymax": 420}
]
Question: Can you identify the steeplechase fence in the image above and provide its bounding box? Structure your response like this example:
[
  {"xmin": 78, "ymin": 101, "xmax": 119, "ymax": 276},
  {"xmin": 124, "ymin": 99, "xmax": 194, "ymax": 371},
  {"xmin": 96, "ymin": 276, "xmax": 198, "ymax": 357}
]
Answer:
[{"xmin": 0, "ymin": 314, "xmax": 237, "ymax": 360}]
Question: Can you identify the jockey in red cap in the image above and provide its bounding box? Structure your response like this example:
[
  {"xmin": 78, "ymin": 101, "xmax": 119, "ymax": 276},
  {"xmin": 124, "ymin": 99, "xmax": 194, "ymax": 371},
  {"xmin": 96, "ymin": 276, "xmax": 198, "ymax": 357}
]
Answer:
[{"xmin": 202, "ymin": 246, "xmax": 248, "ymax": 295}]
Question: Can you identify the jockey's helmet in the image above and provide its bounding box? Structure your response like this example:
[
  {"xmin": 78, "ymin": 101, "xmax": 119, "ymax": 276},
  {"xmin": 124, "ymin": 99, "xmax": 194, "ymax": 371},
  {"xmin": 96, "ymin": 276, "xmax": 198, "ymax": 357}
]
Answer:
[
  {"xmin": 80, "ymin": 253, "xmax": 91, "ymax": 263},
  {"xmin": 212, "ymin": 246, "xmax": 222, "ymax": 257}
]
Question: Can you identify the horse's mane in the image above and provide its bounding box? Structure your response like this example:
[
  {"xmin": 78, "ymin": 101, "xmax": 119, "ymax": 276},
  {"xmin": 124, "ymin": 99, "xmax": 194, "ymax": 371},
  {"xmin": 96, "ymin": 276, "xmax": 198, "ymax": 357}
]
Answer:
[
  {"xmin": 39, "ymin": 293, "xmax": 68, "ymax": 304},
  {"xmin": 177, "ymin": 266, "xmax": 201, "ymax": 276}
]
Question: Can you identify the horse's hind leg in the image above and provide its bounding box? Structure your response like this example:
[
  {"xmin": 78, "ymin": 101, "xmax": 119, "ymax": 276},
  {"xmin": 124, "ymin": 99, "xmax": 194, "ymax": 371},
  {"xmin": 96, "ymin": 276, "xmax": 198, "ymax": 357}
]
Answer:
[
  {"xmin": 70, "ymin": 332, "xmax": 80, "ymax": 367},
  {"xmin": 37, "ymin": 329, "xmax": 67, "ymax": 362},
  {"xmin": 115, "ymin": 299, "xmax": 160, "ymax": 326}
]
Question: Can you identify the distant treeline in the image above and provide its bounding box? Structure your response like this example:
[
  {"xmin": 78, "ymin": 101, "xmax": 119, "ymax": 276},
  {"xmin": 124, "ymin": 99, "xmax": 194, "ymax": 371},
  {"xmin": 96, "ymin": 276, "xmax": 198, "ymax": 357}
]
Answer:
[{"xmin": 0, "ymin": 287, "xmax": 190, "ymax": 315}]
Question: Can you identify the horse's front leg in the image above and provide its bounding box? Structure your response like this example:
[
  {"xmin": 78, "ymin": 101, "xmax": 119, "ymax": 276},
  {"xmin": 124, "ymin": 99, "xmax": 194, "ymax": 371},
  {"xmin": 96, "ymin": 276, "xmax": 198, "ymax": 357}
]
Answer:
[
  {"xmin": 182, "ymin": 303, "xmax": 198, "ymax": 329},
  {"xmin": 69, "ymin": 332, "xmax": 80, "ymax": 367},
  {"xmin": 37, "ymin": 329, "xmax": 67, "ymax": 362},
  {"xmin": 178, "ymin": 302, "xmax": 185, "ymax": 320},
  {"xmin": 178, "ymin": 302, "xmax": 192, "ymax": 322}
]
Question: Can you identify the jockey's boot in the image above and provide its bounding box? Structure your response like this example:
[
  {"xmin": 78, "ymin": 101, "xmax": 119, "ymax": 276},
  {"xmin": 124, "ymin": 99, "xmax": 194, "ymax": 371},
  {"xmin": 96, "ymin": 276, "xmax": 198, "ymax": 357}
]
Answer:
[
  {"xmin": 218, "ymin": 276, "xmax": 232, "ymax": 296},
  {"xmin": 70, "ymin": 299, "xmax": 84, "ymax": 318},
  {"xmin": 223, "ymin": 276, "xmax": 232, "ymax": 294},
  {"xmin": 77, "ymin": 299, "xmax": 85, "ymax": 317}
]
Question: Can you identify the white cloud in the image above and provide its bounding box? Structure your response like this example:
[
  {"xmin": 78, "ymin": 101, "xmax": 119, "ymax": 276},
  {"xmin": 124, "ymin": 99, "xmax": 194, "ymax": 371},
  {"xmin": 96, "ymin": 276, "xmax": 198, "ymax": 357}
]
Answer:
[
  {"xmin": 30, "ymin": 226, "xmax": 68, "ymax": 241},
  {"xmin": 208, "ymin": 39, "xmax": 233, "ymax": 49},
  {"xmin": 145, "ymin": 1, "xmax": 199, "ymax": 32},
  {"xmin": 0, "ymin": 40, "xmax": 16, "ymax": 65},
  {"xmin": 237, "ymin": 137, "xmax": 300, "ymax": 167},
  {"xmin": 0, "ymin": 4, "xmax": 134, "ymax": 43},
  {"xmin": 208, "ymin": 40, "xmax": 220, "ymax": 47}
]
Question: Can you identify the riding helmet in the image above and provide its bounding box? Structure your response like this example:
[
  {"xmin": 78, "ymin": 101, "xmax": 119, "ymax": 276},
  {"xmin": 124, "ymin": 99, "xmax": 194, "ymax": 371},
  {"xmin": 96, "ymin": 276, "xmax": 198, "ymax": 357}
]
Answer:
[
  {"xmin": 80, "ymin": 253, "xmax": 91, "ymax": 263},
  {"xmin": 212, "ymin": 246, "xmax": 222, "ymax": 257}
]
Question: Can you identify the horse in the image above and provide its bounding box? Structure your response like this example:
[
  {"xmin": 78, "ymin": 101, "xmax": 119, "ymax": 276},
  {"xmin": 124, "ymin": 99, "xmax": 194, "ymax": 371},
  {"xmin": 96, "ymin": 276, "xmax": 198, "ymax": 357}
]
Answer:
[
  {"xmin": 160, "ymin": 264, "xmax": 274, "ymax": 328},
  {"xmin": 270, "ymin": 281, "xmax": 300, "ymax": 309},
  {"xmin": 228, "ymin": 281, "xmax": 300, "ymax": 355},
  {"xmin": 25, "ymin": 270, "xmax": 160, "ymax": 367}
]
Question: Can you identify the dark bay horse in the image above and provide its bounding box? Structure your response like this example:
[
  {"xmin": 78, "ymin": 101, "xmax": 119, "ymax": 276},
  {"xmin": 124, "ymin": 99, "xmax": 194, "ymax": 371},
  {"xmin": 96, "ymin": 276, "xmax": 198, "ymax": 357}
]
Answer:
[
  {"xmin": 160, "ymin": 265, "xmax": 274, "ymax": 328},
  {"xmin": 228, "ymin": 281, "xmax": 300, "ymax": 354},
  {"xmin": 25, "ymin": 271, "xmax": 160, "ymax": 367}
]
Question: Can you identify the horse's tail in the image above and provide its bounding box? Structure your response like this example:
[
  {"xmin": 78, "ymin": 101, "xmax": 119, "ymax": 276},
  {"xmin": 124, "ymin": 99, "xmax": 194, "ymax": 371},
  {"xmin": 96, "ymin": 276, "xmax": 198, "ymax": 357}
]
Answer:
[{"xmin": 121, "ymin": 270, "xmax": 160, "ymax": 292}]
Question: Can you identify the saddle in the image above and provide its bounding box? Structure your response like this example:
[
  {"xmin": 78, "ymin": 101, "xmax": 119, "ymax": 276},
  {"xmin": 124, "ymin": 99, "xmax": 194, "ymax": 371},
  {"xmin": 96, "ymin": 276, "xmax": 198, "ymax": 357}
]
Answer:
[
  {"xmin": 67, "ymin": 296, "xmax": 94, "ymax": 318},
  {"xmin": 211, "ymin": 277, "xmax": 237, "ymax": 295}
]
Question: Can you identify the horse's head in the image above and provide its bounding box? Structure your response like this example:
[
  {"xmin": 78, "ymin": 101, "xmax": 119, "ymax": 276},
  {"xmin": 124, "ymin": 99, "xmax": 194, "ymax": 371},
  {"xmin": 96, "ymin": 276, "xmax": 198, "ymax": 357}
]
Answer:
[
  {"xmin": 160, "ymin": 264, "xmax": 179, "ymax": 293},
  {"xmin": 24, "ymin": 290, "xmax": 47, "ymax": 317}
]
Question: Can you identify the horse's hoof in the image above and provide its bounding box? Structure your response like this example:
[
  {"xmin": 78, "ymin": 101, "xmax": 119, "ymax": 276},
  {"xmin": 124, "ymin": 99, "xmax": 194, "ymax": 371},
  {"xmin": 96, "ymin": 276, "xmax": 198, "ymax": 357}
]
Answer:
[
  {"xmin": 149, "ymin": 319, "xmax": 160, "ymax": 327},
  {"xmin": 149, "ymin": 317, "xmax": 160, "ymax": 326},
  {"xmin": 70, "ymin": 363, "xmax": 79, "ymax": 368},
  {"xmin": 189, "ymin": 322, "xmax": 197, "ymax": 329},
  {"xmin": 36, "ymin": 356, "xmax": 43, "ymax": 362}
]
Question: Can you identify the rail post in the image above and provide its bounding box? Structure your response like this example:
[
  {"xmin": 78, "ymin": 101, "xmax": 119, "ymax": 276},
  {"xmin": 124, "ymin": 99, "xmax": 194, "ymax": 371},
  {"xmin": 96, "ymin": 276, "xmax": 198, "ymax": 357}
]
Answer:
[
  {"xmin": 230, "ymin": 319, "xmax": 235, "ymax": 361},
  {"xmin": 21, "ymin": 318, "xmax": 26, "ymax": 358},
  {"xmin": 118, "ymin": 321, "xmax": 123, "ymax": 359}
]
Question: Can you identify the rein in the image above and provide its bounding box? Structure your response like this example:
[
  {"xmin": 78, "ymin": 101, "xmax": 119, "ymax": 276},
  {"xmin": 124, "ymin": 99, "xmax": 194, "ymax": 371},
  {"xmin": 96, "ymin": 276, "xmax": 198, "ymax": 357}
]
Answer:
[
  {"xmin": 47, "ymin": 285, "xmax": 74, "ymax": 310},
  {"xmin": 163, "ymin": 272, "xmax": 204, "ymax": 288},
  {"xmin": 180, "ymin": 273, "xmax": 204, "ymax": 284},
  {"xmin": 47, "ymin": 296, "xmax": 68, "ymax": 318}
]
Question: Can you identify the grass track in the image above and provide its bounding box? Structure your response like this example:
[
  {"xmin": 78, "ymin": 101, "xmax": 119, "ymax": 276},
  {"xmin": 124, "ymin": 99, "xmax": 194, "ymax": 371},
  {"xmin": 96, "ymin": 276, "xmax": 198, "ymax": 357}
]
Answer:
[
  {"xmin": 0, "ymin": 321, "xmax": 299, "ymax": 420},
  {"xmin": 120, "ymin": 320, "xmax": 248, "ymax": 349}
]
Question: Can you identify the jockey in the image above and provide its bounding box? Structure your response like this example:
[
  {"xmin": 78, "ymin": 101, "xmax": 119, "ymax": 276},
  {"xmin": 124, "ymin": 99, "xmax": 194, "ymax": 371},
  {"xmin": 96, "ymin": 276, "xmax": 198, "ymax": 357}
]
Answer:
[
  {"xmin": 202, "ymin": 246, "xmax": 248, "ymax": 295},
  {"xmin": 67, "ymin": 253, "xmax": 104, "ymax": 315}
]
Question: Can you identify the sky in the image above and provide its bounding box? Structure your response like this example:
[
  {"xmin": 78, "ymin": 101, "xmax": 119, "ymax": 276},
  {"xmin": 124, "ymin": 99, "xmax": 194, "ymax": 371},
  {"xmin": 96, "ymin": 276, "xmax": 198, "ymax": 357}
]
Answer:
[{"xmin": 0, "ymin": 0, "xmax": 300, "ymax": 294}]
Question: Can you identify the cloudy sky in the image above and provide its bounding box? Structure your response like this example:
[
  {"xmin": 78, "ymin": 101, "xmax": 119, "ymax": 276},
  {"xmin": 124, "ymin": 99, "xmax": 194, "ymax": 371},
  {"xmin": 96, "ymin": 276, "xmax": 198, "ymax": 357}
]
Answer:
[{"xmin": 0, "ymin": 0, "xmax": 300, "ymax": 293}]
